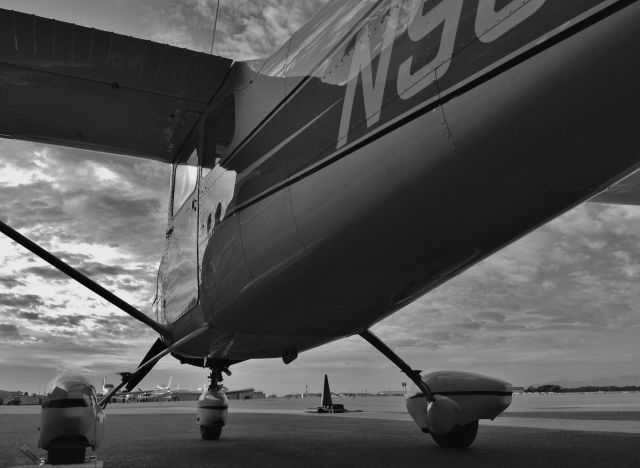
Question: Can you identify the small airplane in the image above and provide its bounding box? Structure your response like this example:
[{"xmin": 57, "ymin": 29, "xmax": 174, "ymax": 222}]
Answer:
[
  {"xmin": 120, "ymin": 376, "xmax": 177, "ymax": 402},
  {"xmin": 1, "ymin": 0, "xmax": 640, "ymax": 464},
  {"xmin": 102, "ymin": 376, "xmax": 180, "ymax": 402}
]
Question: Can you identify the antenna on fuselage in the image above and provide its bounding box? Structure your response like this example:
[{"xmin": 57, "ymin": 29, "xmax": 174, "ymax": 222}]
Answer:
[{"xmin": 209, "ymin": 0, "xmax": 221, "ymax": 55}]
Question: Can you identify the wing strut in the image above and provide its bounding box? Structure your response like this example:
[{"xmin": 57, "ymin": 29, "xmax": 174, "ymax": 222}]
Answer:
[
  {"xmin": 0, "ymin": 218, "xmax": 170, "ymax": 338},
  {"xmin": 360, "ymin": 329, "xmax": 434, "ymax": 402},
  {"xmin": 100, "ymin": 324, "xmax": 211, "ymax": 408},
  {"xmin": 121, "ymin": 337, "xmax": 168, "ymax": 392}
]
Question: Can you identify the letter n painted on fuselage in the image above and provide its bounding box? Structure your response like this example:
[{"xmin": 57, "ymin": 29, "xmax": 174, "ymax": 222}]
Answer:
[{"xmin": 337, "ymin": 0, "xmax": 400, "ymax": 150}]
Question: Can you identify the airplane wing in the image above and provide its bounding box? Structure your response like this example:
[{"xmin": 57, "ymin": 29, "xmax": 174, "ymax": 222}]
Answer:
[
  {"xmin": 589, "ymin": 169, "xmax": 640, "ymax": 205},
  {"xmin": 0, "ymin": 8, "xmax": 232, "ymax": 163}
]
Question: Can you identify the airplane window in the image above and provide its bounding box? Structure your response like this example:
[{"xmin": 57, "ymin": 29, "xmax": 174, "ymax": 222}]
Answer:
[
  {"xmin": 173, "ymin": 149, "xmax": 198, "ymax": 215},
  {"xmin": 202, "ymin": 95, "xmax": 236, "ymax": 178}
]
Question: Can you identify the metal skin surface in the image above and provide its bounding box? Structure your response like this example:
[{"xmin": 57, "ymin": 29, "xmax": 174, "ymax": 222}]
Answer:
[{"xmin": 159, "ymin": 0, "xmax": 640, "ymax": 364}]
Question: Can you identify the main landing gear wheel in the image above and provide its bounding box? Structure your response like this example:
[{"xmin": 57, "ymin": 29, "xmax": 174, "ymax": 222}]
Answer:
[
  {"xmin": 200, "ymin": 425, "xmax": 222, "ymax": 440},
  {"xmin": 430, "ymin": 420, "xmax": 479, "ymax": 449}
]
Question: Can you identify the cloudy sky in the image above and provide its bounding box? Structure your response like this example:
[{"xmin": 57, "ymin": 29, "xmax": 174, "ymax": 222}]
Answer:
[{"xmin": 1, "ymin": 0, "xmax": 639, "ymax": 397}]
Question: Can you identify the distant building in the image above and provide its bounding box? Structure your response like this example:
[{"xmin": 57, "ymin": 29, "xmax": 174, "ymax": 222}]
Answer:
[
  {"xmin": 20, "ymin": 394, "xmax": 42, "ymax": 405},
  {"xmin": 512, "ymin": 387, "xmax": 525, "ymax": 395},
  {"xmin": 225, "ymin": 388, "xmax": 265, "ymax": 400},
  {"xmin": 1, "ymin": 392, "xmax": 42, "ymax": 405}
]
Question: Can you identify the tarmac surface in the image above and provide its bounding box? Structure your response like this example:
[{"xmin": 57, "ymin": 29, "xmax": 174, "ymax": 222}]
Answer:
[{"xmin": 2, "ymin": 398, "xmax": 640, "ymax": 467}]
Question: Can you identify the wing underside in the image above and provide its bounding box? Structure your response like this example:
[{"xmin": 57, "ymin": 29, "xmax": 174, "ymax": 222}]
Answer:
[{"xmin": 0, "ymin": 8, "xmax": 232, "ymax": 163}]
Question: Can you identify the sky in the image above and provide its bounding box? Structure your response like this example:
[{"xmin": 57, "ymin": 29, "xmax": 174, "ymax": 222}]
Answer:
[{"xmin": 0, "ymin": 0, "xmax": 639, "ymax": 397}]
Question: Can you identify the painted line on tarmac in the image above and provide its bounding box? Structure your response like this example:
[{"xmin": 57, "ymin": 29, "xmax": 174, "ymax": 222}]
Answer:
[{"xmin": 484, "ymin": 417, "xmax": 640, "ymax": 434}]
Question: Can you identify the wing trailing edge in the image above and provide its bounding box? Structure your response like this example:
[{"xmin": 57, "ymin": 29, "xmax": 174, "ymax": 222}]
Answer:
[{"xmin": 0, "ymin": 8, "xmax": 232, "ymax": 163}]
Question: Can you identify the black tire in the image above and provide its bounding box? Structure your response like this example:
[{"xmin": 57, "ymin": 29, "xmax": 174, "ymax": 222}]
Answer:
[
  {"xmin": 47, "ymin": 446, "xmax": 86, "ymax": 464},
  {"xmin": 430, "ymin": 420, "xmax": 479, "ymax": 449},
  {"xmin": 200, "ymin": 425, "xmax": 222, "ymax": 440}
]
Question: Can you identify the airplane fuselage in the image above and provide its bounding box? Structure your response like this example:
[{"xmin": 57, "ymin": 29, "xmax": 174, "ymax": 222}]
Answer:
[{"xmin": 157, "ymin": 0, "xmax": 640, "ymax": 364}]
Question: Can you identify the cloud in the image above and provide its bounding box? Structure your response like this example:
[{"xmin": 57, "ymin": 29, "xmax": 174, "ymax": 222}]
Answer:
[
  {"xmin": 15, "ymin": 311, "xmax": 40, "ymax": 321},
  {"xmin": 23, "ymin": 262, "xmax": 149, "ymax": 282},
  {"xmin": 476, "ymin": 311, "xmax": 506, "ymax": 322},
  {"xmin": 0, "ymin": 323, "xmax": 21, "ymax": 340},
  {"xmin": 0, "ymin": 276, "xmax": 26, "ymax": 289},
  {"xmin": 13, "ymin": 311, "xmax": 87, "ymax": 327},
  {"xmin": 23, "ymin": 266, "xmax": 69, "ymax": 281},
  {"xmin": 0, "ymin": 144, "xmax": 169, "ymax": 257},
  {"xmin": 0, "ymin": 141, "xmax": 168, "ymax": 314},
  {"xmin": 0, "ymin": 293, "xmax": 44, "ymax": 309},
  {"xmin": 140, "ymin": 0, "xmax": 330, "ymax": 59}
]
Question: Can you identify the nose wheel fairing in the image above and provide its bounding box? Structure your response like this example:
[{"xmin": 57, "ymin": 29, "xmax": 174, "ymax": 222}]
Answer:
[{"xmin": 196, "ymin": 369, "xmax": 229, "ymax": 441}]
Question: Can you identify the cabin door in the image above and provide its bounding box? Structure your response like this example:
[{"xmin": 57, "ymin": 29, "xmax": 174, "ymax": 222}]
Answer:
[{"xmin": 162, "ymin": 146, "xmax": 199, "ymax": 323}]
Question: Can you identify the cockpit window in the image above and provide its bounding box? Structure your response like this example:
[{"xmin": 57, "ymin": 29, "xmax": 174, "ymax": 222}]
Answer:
[{"xmin": 173, "ymin": 149, "xmax": 198, "ymax": 216}]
